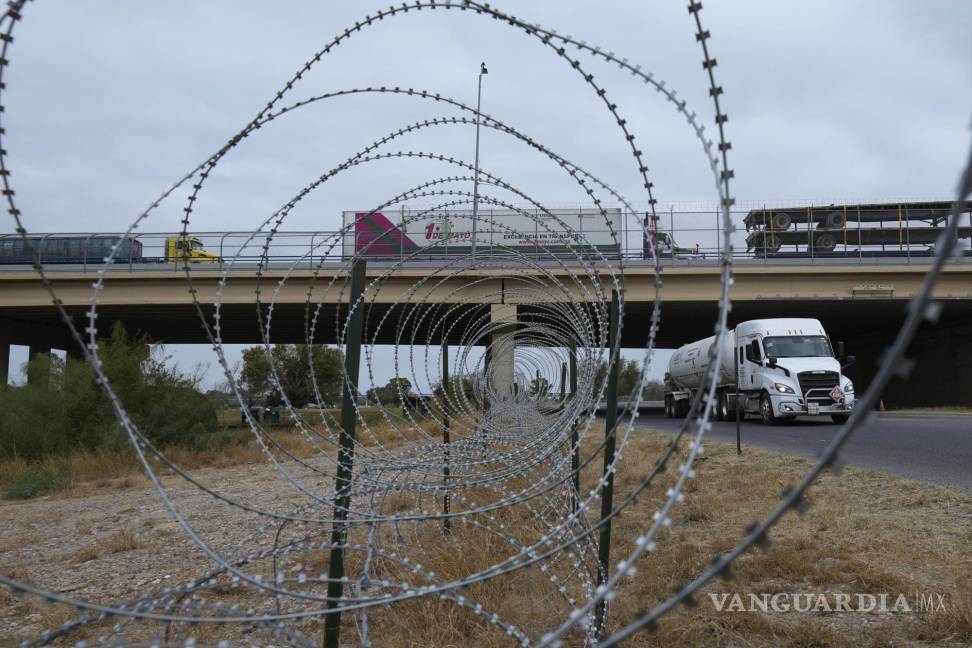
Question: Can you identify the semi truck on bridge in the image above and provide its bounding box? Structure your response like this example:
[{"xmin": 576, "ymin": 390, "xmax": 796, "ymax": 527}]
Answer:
[
  {"xmin": 664, "ymin": 318, "xmax": 855, "ymax": 425},
  {"xmin": 0, "ymin": 234, "xmax": 221, "ymax": 264}
]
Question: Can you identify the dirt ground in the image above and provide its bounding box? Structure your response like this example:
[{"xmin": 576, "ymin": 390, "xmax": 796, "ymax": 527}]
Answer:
[
  {"xmin": 0, "ymin": 458, "xmax": 330, "ymax": 645},
  {"xmin": 0, "ymin": 431, "xmax": 970, "ymax": 647}
]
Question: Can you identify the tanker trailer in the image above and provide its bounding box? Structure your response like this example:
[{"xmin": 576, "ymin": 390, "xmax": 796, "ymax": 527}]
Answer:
[{"xmin": 663, "ymin": 318, "xmax": 856, "ymax": 425}]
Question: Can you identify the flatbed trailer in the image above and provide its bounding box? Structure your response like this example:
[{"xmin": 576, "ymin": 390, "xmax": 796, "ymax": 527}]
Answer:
[
  {"xmin": 744, "ymin": 201, "xmax": 971, "ymax": 231},
  {"xmin": 747, "ymin": 225, "xmax": 972, "ymax": 255}
]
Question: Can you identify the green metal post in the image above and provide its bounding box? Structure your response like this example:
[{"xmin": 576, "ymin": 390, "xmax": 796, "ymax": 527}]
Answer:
[
  {"xmin": 482, "ymin": 342, "xmax": 491, "ymax": 456},
  {"xmin": 735, "ymin": 333, "xmax": 742, "ymax": 455},
  {"xmin": 594, "ymin": 291, "xmax": 620, "ymax": 637},
  {"xmin": 569, "ymin": 343, "xmax": 579, "ymax": 513},
  {"xmin": 442, "ymin": 338, "xmax": 451, "ymax": 532},
  {"xmin": 323, "ymin": 259, "xmax": 367, "ymax": 648}
]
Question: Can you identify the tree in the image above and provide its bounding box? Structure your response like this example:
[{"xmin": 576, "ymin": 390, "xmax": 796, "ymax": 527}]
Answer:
[
  {"xmin": 366, "ymin": 377, "xmax": 412, "ymax": 406},
  {"xmin": 239, "ymin": 344, "xmax": 344, "ymax": 408},
  {"xmin": 0, "ymin": 322, "xmax": 218, "ymax": 460},
  {"xmin": 429, "ymin": 373, "xmax": 480, "ymax": 416},
  {"xmin": 593, "ymin": 358, "xmax": 665, "ymax": 401}
]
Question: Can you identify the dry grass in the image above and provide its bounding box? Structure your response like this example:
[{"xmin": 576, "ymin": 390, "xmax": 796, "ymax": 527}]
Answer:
[
  {"xmin": 0, "ymin": 414, "xmax": 450, "ymax": 502},
  {"xmin": 70, "ymin": 529, "xmax": 143, "ymax": 563},
  {"xmin": 3, "ymin": 425, "xmax": 968, "ymax": 647},
  {"xmin": 597, "ymin": 430, "xmax": 972, "ymax": 647},
  {"xmin": 323, "ymin": 430, "xmax": 971, "ymax": 646}
]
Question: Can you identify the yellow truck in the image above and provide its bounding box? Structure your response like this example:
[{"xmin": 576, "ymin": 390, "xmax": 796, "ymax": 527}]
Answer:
[{"xmin": 165, "ymin": 236, "xmax": 221, "ymax": 263}]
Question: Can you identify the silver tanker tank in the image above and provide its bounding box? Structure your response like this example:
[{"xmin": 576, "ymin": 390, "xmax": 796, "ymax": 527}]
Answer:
[{"xmin": 667, "ymin": 332, "xmax": 737, "ymax": 391}]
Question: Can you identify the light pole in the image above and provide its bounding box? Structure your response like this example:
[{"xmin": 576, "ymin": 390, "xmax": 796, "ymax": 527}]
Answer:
[{"xmin": 471, "ymin": 61, "xmax": 487, "ymax": 257}]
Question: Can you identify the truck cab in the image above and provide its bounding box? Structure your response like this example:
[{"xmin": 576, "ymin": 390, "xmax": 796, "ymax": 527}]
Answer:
[
  {"xmin": 735, "ymin": 318, "xmax": 855, "ymax": 424},
  {"xmin": 165, "ymin": 236, "xmax": 221, "ymax": 263},
  {"xmin": 650, "ymin": 231, "xmax": 700, "ymax": 259},
  {"xmin": 664, "ymin": 317, "xmax": 855, "ymax": 425}
]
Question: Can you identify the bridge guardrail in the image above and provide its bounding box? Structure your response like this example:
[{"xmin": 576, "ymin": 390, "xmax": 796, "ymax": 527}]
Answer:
[{"xmin": 2, "ymin": 204, "xmax": 971, "ymax": 272}]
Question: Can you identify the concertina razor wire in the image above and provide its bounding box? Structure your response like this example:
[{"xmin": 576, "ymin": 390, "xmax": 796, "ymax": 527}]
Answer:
[{"xmin": 0, "ymin": 1, "xmax": 969, "ymax": 646}]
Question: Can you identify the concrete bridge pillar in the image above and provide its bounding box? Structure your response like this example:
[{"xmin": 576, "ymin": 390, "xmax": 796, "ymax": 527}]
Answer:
[
  {"xmin": 490, "ymin": 304, "xmax": 517, "ymax": 401},
  {"xmin": 0, "ymin": 331, "xmax": 9, "ymax": 386}
]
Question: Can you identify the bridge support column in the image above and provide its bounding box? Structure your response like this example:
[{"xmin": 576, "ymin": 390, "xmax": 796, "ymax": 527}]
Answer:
[
  {"xmin": 489, "ymin": 304, "xmax": 516, "ymax": 400},
  {"xmin": 0, "ymin": 331, "xmax": 9, "ymax": 386}
]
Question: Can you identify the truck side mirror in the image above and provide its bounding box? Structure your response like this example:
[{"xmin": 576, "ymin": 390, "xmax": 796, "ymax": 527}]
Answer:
[
  {"xmin": 750, "ymin": 339, "xmax": 762, "ymax": 362},
  {"xmin": 766, "ymin": 355, "xmax": 777, "ymax": 368},
  {"xmin": 836, "ymin": 341, "xmax": 846, "ymax": 361}
]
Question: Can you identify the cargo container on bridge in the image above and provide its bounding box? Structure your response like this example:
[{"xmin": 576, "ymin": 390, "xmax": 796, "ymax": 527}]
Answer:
[{"xmin": 342, "ymin": 208, "xmax": 623, "ymax": 260}]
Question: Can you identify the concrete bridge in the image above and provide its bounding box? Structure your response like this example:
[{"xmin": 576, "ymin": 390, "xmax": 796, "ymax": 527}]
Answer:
[{"xmin": 2, "ymin": 260, "xmax": 971, "ymax": 406}]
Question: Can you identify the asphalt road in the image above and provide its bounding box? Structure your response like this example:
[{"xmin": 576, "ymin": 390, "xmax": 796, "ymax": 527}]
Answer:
[{"xmin": 634, "ymin": 412, "xmax": 972, "ymax": 492}]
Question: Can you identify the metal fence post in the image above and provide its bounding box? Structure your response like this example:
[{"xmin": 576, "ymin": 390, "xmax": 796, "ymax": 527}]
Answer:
[
  {"xmin": 482, "ymin": 340, "xmax": 491, "ymax": 456},
  {"xmin": 442, "ymin": 338, "xmax": 451, "ymax": 533},
  {"xmin": 761, "ymin": 206, "xmax": 767, "ymax": 264},
  {"xmin": 715, "ymin": 208, "xmax": 720, "ymax": 256},
  {"xmin": 82, "ymin": 233, "xmax": 91, "ymax": 273},
  {"xmin": 905, "ymin": 205, "xmax": 911, "ymax": 263},
  {"xmin": 735, "ymin": 335, "xmax": 742, "ymax": 455},
  {"xmin": 569, "ymin": 343, "xmax": 579, "ymax": 513},
  {"xmin": 807, "ymin": 207, "xmax": 813, "ymax": 262},
  {"xmin": 323, "ymin": 258, "xmax": 367, "ymax": 648},
  {"xmin": 594, "ymin": 290, "xmax": 620, "ymax": 637},
  {"xmin": 843, "ymin": 205, "xmax": 848, "ymax": 253}
]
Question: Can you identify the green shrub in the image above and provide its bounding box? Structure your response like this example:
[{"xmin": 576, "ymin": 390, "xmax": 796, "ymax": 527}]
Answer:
[
  {"xmin": 190, "ymin": 428, "xmax": 251, "ymax": 452},
  {"xmin": 1, "ymin": 459, "xmax": 71, "ymax": 499},
  {"xmin": 0, "ymin": 323, "xmax": 219, "ymax": 461}
]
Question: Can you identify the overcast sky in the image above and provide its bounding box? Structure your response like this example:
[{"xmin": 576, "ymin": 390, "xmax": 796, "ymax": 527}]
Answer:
[{"xmin": 3, "ymin": 1, "xmax": 971, "ymax": 390}]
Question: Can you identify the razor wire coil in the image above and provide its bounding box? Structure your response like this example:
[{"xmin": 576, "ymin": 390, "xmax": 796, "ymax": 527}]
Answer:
[{"xmin": 0, "ymin": 1, "xmax": 969, "ymax": 646}]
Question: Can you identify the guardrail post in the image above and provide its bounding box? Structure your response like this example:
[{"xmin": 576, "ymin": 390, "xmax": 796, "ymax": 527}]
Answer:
[
  {"xmin": 82, "ymin": 234, "xmax": 91, "ymax": 272},
  {"xmin": 38, "ymin": 233, "xmax": 51, "ymax": 268},
  {"xmin": 442, "ymin": 338, "xmax": 451, "ymax": 533},
  {"xmin": 905, "ymin": 205, "xmax": 911, "ymax": 263},
  {"xmin": 594, "ymin": 290, "xmax": 620, "ymax": 637},
  {"xmin": 323, "ymin": 258, "xmax": 367, "ymax": 648}
]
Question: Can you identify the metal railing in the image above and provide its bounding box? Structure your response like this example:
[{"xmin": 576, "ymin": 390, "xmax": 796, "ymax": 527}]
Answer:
[{"xmin": 1, "ymin": 205, "xmax": 970, "ymax": 273}]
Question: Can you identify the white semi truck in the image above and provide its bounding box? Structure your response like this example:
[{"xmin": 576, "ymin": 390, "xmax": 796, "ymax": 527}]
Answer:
[{"xmin": 663, "ymin": 318, "xmax": 856, "ymax": 425}]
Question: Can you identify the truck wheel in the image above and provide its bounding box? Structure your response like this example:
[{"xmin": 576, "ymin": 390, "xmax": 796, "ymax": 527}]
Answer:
[
  {"xmin": 759, "ymin": 392, "xmax": 778, "ymax": 425},
  {"xmin": 715, "ymin": 390, "xmax": 726, "ymax": 421},
  {"xmin": 814, "ymin": 233, "xmax": 837, "ymax": 252},
  {"xmin": 770, "ymin": 212, "xmax": 792, "ymax": 231},
  {"xmin": 721, "ymin": 391, "xmax": 738, "ymax": 422},
  {"xmin": 823, "ymin": 210, "xmax": 845, "ymax": 229},
  {"xmin": 664, "ymin": 396, "xmax": 673, "ymax": 418},
  {"xmin": 831, "ymin": 413, "xmax": 849, "ymax": 424},
  {"xmin": 675, "ymin": 399, "xmax": 689, "ymax": 418}
]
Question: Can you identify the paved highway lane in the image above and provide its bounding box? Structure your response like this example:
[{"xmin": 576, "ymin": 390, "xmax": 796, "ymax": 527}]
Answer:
[{"xmin": 633, "ymin": 412, "xmax": 972, "ymax": 492}]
